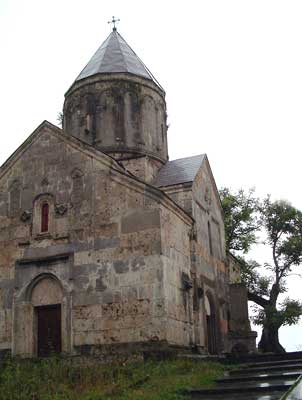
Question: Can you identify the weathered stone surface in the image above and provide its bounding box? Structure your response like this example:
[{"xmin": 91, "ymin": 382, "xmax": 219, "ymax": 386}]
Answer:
[
  {"xmin": 0, "ymin": 30, "xmax": 254, "ymax": 359},
  {"xmin": 121, "ymin": 209, "xmax": 160, "ymax": 234}
]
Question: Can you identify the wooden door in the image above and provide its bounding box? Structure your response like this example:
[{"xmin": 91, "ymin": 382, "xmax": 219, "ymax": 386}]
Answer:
[
  {"xmin": 36, "ymin": 304, "xmax": 61, "ymax": 357},
  {"xmin": 207, "ymin": 314, "xmax": 217, "ymax": 354}
]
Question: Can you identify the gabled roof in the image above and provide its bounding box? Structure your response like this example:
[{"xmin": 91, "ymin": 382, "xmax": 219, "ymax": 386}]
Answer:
[
  {"xmin": 0, "ymin": 121, "xmax": 125, "ymax": 179},
  {"xmin": 76, "ymin": 30, "xmax": 161, "ymax": 88},
  {"xmin": 0, "ymin": 121, "xmax": 193, "ymax": 227},
  {"xmin": 153, "ymin": 154, "xmax": 205, "ymax": 187}
]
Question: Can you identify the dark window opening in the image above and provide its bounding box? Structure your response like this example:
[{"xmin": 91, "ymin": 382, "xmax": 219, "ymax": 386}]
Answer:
[{"xmin": 41, "ymin": 203, "xmax": 49, "ymax": 233}]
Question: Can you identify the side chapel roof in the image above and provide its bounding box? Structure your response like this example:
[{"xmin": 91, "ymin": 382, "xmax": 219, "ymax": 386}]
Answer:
[
  {"xmin": 76, "ymin": 29, "xmax": 162, "ymax": 88},
  {"xmin": 154, "ymin": 154, "xmax": 205, "ymax": 187}
]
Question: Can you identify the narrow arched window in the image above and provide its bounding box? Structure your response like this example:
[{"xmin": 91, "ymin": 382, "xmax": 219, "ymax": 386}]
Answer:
[
  {"xmin": 208, "ymin": 221, "xmax": 213, "ymax": 256},
  {"xmin": 41, "ymin": 203, "xmax": 49, "ymax": 233}
]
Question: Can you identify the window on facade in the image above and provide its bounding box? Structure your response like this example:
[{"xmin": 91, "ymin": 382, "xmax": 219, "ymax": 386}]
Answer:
[
  {"xmin": 208, "ymin": 221, "xmax": 213, "ymax": 256},
  {"xmin": 41, "ymin": 203, "xmax": 49, "ymax": 233}
]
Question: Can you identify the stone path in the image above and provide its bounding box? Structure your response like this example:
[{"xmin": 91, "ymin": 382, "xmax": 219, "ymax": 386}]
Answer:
[{"xmin": 185, "ymin": 356, "xmax": 302, "ymax": 400}]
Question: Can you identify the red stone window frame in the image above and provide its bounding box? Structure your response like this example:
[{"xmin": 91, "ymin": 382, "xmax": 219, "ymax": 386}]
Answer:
[{"xmin": 41, "ymin": 202, "xmax": 49, "ymax": 233}]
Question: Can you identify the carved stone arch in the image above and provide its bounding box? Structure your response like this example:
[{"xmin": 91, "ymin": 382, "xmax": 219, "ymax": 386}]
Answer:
[
  {"xmin": 141, "ymin": 95, "xmax": 157, "ymax": 149},
  {"xmin": 67, "ymin": 96, "xmax": 81, "ymax": 138},
  {"xmin": 205, "ymin": 290, "xmax": 218, "ymax": 354},
  {"xmin": 9, "ymin": 178, "xmax": 21, "ymax": 189},
  {"xmin": 156, "ymin": 102, "xmax": 167, "ymax": 152},
  {"xmin": 25, "ymin": 273, "xmax": 64, "ymax": 305},
  {"xmin": 124, "ymin": 90, "xmax": 140, "ymax": 145},
  {"xmin": 13, "ymin": 264, "xmax": 72, "ymax": 357},
  {"xmin": 141, "ymin": 94, "xmax": 156, "ymax": 111},
  {"xmin": 97, "ymin": 90, "xmax": 117, "ymax": 146},
  {"xmin": 86, "ymin": 93, "xmax": 97, "ymax": 114},
  {"xmin": 33, "ymin": 192, "xmax": 55, "ymax": 204},
  {"xmin": 84, "ymin": 93, "xmax": 97, "ymax": 140},
  {"xmin": 32, "ymin": 193, "xmax": 55, "ymax": 237},
  {"xmin": 71, "ymin": 168, "xmax": 84, "ymax": 208},
  {"xmin": 113, "ymin": 90, "xmax": 125, "ymax": 143},
  {"xmin": 27, "ymin": 274, "xmax": 65, "ymax": 356}
]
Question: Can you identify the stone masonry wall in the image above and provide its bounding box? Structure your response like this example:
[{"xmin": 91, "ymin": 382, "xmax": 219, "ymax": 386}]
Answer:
[
  {"xmin": 158, "ymin": 159, "xmax": 230, "ymax": 352},
  {"xmin": 64, "ymin": 74, "xmax": 168, "ymax": 166},
  {"xmin": 191, "ymin": 160, "xmax": 229, "ymax": 351},
  {"xmin": 160, "ymin": 206, "xmax": 193, "ymax": 347},
  {"xmin": 0, "ymin": 124, "xmax": 192, "ymax": 356}
]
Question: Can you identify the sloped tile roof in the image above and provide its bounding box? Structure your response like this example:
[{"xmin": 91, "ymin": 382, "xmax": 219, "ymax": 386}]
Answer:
[
  {"xmin": 153, "ymin": 154, "xmax": 205, "ymax": 187},
  {"xmin": 76, "ymin": 30, "xmax": 160, "ymax": 87}
]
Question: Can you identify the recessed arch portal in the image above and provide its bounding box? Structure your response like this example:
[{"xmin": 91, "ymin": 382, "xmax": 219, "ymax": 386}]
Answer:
[
  {"xmin": 30, "ymin": 274, "xmax": 63, "ymax": 357},
  {"xmin": 205, "ymin": 292, "xmax": 218, "ymax": 354}
]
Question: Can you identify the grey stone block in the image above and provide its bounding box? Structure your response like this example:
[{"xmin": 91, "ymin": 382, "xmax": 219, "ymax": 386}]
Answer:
[
  {"xmin": 113, "ymin": 260, "xmax": 129, "ymax": 274},
  {"xmin": 94, "ymin": 237, "xmax": 120, "ymax": 250},
  {"xmin": 121, "ymin": 209, "xmax": 160, "ymax": 234}
]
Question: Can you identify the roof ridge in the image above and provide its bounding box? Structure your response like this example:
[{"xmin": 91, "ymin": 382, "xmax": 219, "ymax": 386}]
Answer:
[
  {"xmin": 153, "ymin": 154, "xmax": 205, "ymax": 188},
  {"xmin": 171, "ymin": 154, "xmax": 205, "ymax": 162},
  {"xmin": 116, "ymin": 31, "xmax": 164, "ymax": 91},
  {"xmin": 75, "ymin": 32, "xmax": 111, "ymax": 81},
  {"xmin": 115, "ymin": 31, "xmax": 130, "ymax": 72},
  {"xmin": 72, "ymin": 30, "xmax": 164, "ymax": 91}
]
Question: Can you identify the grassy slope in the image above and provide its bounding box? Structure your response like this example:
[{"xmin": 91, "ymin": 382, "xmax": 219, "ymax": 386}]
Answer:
[{"xmin": 0, "ymin": 357, "xmax": 225, "ymax": 400}]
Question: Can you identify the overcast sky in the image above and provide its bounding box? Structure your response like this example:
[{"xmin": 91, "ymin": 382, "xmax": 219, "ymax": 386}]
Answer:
[{"xmin": 1, "ymin": 0, "xmax": 302, "ymax": 351}]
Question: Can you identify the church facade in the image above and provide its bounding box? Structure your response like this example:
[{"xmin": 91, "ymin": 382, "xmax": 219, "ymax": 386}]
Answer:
[{"xmin": 0, "ymin": 28, "xmax": 255, "ymax": 358}]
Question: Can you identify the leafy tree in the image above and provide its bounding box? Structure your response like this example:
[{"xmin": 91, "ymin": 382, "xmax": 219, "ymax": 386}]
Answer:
[
  {"xmin": 219, "ymin": 188, "xmax": 261, "ymax": 253},
  {"xmin": 57, "ymin": 112, "xmax": 63, "ymax": 128},
  {"xmin": 220, "ymin": 189, "xmax": 302, "ymax": 353}
]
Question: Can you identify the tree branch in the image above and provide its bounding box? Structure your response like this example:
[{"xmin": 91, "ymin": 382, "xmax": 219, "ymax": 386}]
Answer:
[
  {"xmin": 272, "ymin": 237, "xmax": 280, "ymax": 281},
  {"xmin": 248, "ymin": 291, "xmax": 270, "ymax": 308}
]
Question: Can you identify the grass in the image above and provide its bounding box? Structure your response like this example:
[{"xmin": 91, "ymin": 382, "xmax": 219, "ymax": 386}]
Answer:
[{"xmin": 0, "ymin": 356, "xmax": 226, "ymax": 400}]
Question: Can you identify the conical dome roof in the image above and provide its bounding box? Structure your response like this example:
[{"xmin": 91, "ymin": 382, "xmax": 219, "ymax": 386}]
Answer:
[{"xmin": 76, "ymin": 30, "xmax": 160, "ymax": 86}]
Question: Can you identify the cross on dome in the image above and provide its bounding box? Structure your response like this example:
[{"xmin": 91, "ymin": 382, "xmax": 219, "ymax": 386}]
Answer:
[{"xmin": 108, "ymin": 16, "xmax": 120, "ymax": 31}]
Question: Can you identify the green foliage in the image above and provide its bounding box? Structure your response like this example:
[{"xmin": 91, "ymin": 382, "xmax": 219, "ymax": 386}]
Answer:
[
  {"xmin": 0, "ymin": 357, "xmax": 225, "ymax": 400},
  {"xmin": 219, "ymin": 187, "xmax": 261, "ymax": 253},
  {"xmin": 220, "ymin": 188, "xmax": 302, "ymax": 351},
  {"xmin": 237, "ymin": 257, "xmax": 267, "ymax": 294},
  {"xmin": 252, "ymin": 298, "xmax": 302, "ymax": 328},
  {"xmin": 57, "ymin": 112, "xmax": 64, "ymax": 128},
  {"xmin": 263, "ymin": 199, "xmax": 302, "ymax": 272}
]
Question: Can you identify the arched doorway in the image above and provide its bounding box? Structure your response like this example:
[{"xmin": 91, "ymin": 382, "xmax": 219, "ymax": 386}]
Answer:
[
  {"xmin": 31, "ymin": 276, "xmax": 63, "ymax": 357},
  {"xmin": 205, "ymin": 293, "xmax": 217, "ymax": 354}
]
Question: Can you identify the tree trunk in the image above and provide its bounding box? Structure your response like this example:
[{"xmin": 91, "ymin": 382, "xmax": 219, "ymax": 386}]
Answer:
[{"xmin": 258, "ymin": 324, "xmax": 285, "ymax": 353}]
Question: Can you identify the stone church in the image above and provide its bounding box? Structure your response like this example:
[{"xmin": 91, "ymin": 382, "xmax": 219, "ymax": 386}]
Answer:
[{"xmin": 0, "ymin": 27, "xmax": 256, "ymax": 358}]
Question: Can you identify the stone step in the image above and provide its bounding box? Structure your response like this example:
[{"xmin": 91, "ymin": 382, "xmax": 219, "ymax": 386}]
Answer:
[
  {"xmin": 216, "ymin": 378, "xmax": 296, "ymax": 389},
  {"xmin": 226, "ymin": 351, "xmax": 302, "ymax": 364},
  {"xmin": 185, "ymin": 381, "xmax": 293, "ymax": 398},
  {"xmin": 217, "ymin": 371, "xmax": 302, "ymax": 384},
  {"xmin": 245, "ymin": 359, "xmax": 302, "ymax": 368},
  {"xmin": 230, "ymin": 364, "xmax": 302, "ymax": 375},
  {"xmin": 189, "ymin": 391, "xmax": 284, "ymax": 400},
  {"xmin": 183, "ymin": 352, "xmax": 302, "ymax": 399}
]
